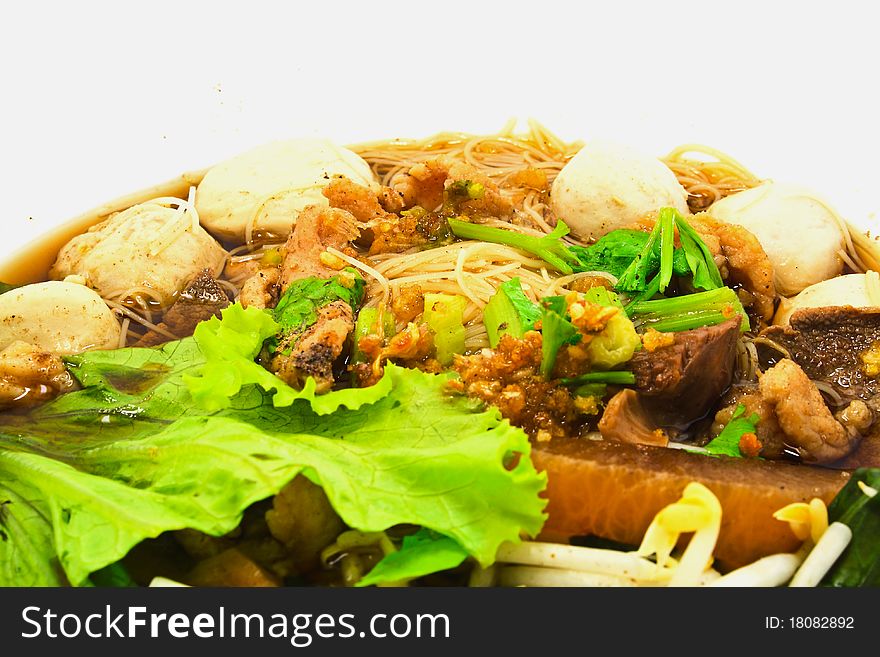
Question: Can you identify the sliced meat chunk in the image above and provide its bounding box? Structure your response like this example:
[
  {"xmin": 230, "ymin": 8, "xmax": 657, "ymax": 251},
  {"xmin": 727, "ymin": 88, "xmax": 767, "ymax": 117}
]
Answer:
[
  {"xmin": 136, "ymin": 270, "xmax": 230, "ymax": 346},
  {"xmin": 630, "ymin": 317, "xmax": 741, "ymax": 427},
  {"xmin": 322, "ymin": 176, "xmax": 391, "ymax": 223},
  {"xmin": 279, "ymin": 205, "xmax": 360, "ymax": 287},
  {"xmin": 690, "ymin": 215, "xmax": 777, "ymax": 322},
  {"xmin": 269, "ymin": 300, "xmax": 354, "ymax": 392},
  {"xmin": 239, "ymin": 266, "xmax": 281, "ymax": 310},
  {"xmin": 0, "ymin": 341, "xmax": 76, "ymax": 409},
  {"xmin": 598, "ymin": 389, "xmax": 668, "ymax": 446},
  {"xmin": 393, "ymin": 155, "xmax": 513, "ymax": 219},
  {"xmin": 759, "ymin": 359, "xmax": 867, "ymax": 463},
  {"xmin": 758, "ymin": 306, "xmax": 880, "ymax": 404}
]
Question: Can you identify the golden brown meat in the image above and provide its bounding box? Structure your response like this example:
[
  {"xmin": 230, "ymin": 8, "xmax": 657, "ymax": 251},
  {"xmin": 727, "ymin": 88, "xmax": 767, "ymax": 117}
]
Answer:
[
  {"xmin": 322, "ymin": 176, "xmax": 390, "ymax": 223},
  {"xmin": 393, "ymin": 155, "xmax": 513, "ymax": 219},
  {"xmin": 0, "ymin": 341, "xmax": 76, "ymax": 409},
  {"xmin": 239, "ymin": 266, "xmax": 281, "ymax": 310},
  {"xmin": 760, "ymin": 359, "xmax": 866, "ymax": 463},
  {"xmin": 690, "ymin": 214, "xmax": 777, "ymax": 322},
  {"xmin": 265, "ymin": 476, "xmax": 346, "ymax": 573},
  {"xmin": 279, "ymin": 205, "xmax": 360, "ymax": 288},
  {"xmin": 270, "ymin": 300, "xmax": 354, "ymax": 393}
]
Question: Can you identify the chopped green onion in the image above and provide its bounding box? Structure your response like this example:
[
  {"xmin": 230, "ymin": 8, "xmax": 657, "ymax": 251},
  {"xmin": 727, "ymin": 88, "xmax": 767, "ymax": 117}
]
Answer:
[{"xmin": 423, "ymin": 293, "xmax": 467, "ymax": 365}]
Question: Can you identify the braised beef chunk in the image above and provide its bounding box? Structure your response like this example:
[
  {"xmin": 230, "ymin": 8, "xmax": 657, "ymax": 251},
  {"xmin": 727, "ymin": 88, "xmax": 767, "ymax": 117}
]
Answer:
[
  {"xmin": 598, "ymin": 389, "xmax": 668, "ymax": 446},
  {"xmin": 758, "ymin": 306, "xmax": 880, "ymax": 403},
  {"xmin": 136, "ymin": 269, "xmax": 230, "ymax": 346},
  {"xmin": 630, "ymin": 317, "xmax": 741, "ymax": 427}
]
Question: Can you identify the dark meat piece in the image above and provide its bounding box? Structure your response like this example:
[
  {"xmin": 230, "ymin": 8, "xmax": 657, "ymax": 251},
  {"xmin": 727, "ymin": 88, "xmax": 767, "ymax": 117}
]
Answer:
[
  {"xmin": 597, "ymin": 389, "xmax": 668, "ymax": 446},
  {"xmin": 136, "ymin": 269, "xmax": 229, "ymax": 346},
  {"xmin": 758, "ymin": 306, "xmax": 880, "ymax": 404},
  {"xmin": 269, "ymin": 300, "xmax": 354, "ymax": 393},
  {"xmin": 630, "ymin": 317, "xmax": 741, "ymax": 427}
]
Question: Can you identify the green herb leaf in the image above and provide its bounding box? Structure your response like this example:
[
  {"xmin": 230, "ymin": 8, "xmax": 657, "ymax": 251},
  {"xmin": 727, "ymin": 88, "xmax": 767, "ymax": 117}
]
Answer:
[
  {"xmin": 674, "ymin": 215, "xmax": 724, "ymax": 291},
  {"xmin": 704, "ymin": 404, "xmax": 760, "ymax": 457},
  {"xmin": 821, "ymin": 469, "xmax": 880, "ymax": 587},
  {"xmin": 356, "ymin": 528, "xmax": 469, "ymax": 587},
  {"xmin": 484, "ymin": 277, "xmax": 541, "ymax": 347},
  {"xmin": 539, "ymin": 304, "xmax": 580, "ymax": 377}
]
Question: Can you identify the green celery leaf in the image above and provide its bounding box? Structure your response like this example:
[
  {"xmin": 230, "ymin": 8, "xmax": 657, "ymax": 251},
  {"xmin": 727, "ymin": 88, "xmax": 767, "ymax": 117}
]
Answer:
[
  {"xmin": 356, "ymin": 528, "xmax": 469, "ymax": 587},
  {"xmin": 821, "ymin": 469, "xmax": 880, "ymax": 587},
  {"xmin": 704, "ymin": 404, "xmax": 760, "ymax": 457},
  {"xmin": 675, "ymin": 215, "xmax": 724, "ymax": 291},
  {"xmin": 540, "ymin": 305, "xmax": 580, "ymax": 377}
]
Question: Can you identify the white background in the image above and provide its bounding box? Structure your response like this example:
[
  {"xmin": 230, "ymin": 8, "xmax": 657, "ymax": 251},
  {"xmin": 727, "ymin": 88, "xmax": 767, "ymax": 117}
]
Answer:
[{"xmin": 1, "ymin": 0, "xmax": 878, "ymax": 258}]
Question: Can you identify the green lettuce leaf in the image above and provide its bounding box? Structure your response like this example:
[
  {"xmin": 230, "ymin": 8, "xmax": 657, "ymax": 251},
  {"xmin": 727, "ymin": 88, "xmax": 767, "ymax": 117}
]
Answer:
[
  {"xmin": 183, "ymin": 303, "xmax": 391, "ymax": 414},
  {"xmin": 0, "ymin": 312, "xmax": 547, "ymax": 586},
  {"xmin": 821, "ymin": 469, "xmax": 880, "ymax": 587},
  {"xmin": 356, "ymin": 528, "xmax": 469, "ymax": 587}
]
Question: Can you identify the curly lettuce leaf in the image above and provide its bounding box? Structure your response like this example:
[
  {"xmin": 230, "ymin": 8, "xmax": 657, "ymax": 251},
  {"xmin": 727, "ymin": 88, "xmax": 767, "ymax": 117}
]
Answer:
[
  {"xmin": 183, "ymin": 303, "xmax": 391, "ymax": 414},
  {"xmin": 0, "ymin": 333, "xmax": 546, "ymax": 586}
]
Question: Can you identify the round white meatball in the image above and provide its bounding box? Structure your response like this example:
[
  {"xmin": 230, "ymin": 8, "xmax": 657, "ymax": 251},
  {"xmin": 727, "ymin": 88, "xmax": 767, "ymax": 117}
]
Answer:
[
  {"xmin": 708, "ymin": 182, "xmax": 844, "ymax": 297},
  {"xmin": 550, "ymin": 140, "xmax": 689, "ymax": 241},
  {"xmin": 195, "ymin": 139, "xmax": 376, "ymax": 243},
  {"xmin": 50, "ymin": 200, "xmax": 226, "ymax": 308},
  {"xmin": 774, "ymin": 273, "xmax": 878, "ymax": 325},
  {"xmin": 0, "ymin": 281, "xmax": 121, "ymax": 353}
]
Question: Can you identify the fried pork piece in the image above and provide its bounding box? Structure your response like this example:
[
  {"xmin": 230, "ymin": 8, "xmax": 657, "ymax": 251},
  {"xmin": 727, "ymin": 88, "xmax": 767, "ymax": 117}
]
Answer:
[
  {"xmin": 322, "ymin": 176, "xmax": 394, "ymax": 223},
  {"xmin": 713, "ymin": 359, "xmax": 872, "ymax": 463},
  {"xmin": 136, "ymin": 270, "xmax": 230, "ymax": 346},
  {"xmin": 760, "ymin": 359, "xmax": 868, "ymax": 463},
  {"xmin": 270, "ymin": 300, "xmax": 354, "ymax": 393},
  {"xmin": 451, "ymin": 332, "xmax": 583, "ymax": 441},
  {"xmin": 266, "ymin": 476, "xmax": 346, "ymax": 573},
  {"xmin": 690, "ymin": 214, "xmax": 777, "ymax": 322},
  {"xmin": 279, "ymin": 205, "xmax": 360, "ymax": 288},
  {"xmin": 0, "ymin": 341, "xmax": 76, "ymax": 409},
  {"xmin": 239, "ymin": 266, "xmax": 281, "ymax": 310},
  {"xmin": 393, "ymin": 155, "xmax": 513, "ymax": 219}
]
